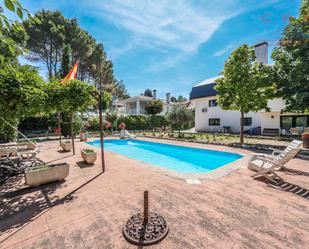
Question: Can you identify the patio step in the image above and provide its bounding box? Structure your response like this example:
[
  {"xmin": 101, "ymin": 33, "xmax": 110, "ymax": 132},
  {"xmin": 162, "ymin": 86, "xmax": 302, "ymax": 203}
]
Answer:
[
  {"xmin": 298, "ymin": 149, "xmax": 309, "ymax": 161},
  {"xmin": 262, "ymin": 128, "xmax": 279, "ymax": 137}
]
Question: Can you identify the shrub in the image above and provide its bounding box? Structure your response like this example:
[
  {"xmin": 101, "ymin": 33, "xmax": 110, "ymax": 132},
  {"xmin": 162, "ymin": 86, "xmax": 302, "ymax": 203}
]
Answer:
[
  {"xmin": 117, "ymin": 115, "xmax": 149, "ymax": 130},
  {"xmin": 61, "ymin": 114, "xmax": 83, "ymax": 137},
  {"xmin": 87, "ymin": 116, "xmax": 100, "ymax": 131},
  {"xmin": 117, "ymin": 114, "xmax": 168, "ymax": 131}
]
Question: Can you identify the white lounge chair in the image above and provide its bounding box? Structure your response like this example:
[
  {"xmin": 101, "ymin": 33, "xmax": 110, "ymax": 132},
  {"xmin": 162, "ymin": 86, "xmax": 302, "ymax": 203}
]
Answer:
[
  {"xmin": 263, "ymin": 140, "xmax": 303, "ymax": 166},
  {"xmin": 249, "ymin": 140, "xmax": 302, "ymax": 183},
  {"xmin": 120, "ymin": 130, "xmax": 137, "ymax": 139}
]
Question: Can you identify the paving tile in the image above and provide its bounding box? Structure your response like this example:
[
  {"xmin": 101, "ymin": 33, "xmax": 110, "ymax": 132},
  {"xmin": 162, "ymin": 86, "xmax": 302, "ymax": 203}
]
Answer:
[
  {"xmin": 49, "ymin": 222, "xmax": 85, "ymax": 249},
  {"xmin": 22, "ymin": 231, "xmax": 52, "ymax": 249}
]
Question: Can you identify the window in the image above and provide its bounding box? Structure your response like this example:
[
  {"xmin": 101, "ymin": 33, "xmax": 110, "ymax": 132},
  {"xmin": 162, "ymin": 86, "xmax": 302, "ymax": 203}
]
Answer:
[
  {"xmin": 280, "ymin": 115, "xmax": 309, "ymax": 130},
  {"xmin": 209, "ymin": 118, "xmax": 220, "ymax": 126},
  {"xmin": 281, "ymin": 116, "xmax": 293, "ymax": 131},
  {"xmin": 209, "ymin": 99, "xmax": 217, "ymax": 107},
  {"xmin": 243, "ymin": 117, "xmax": 252, "ymax": 126}
]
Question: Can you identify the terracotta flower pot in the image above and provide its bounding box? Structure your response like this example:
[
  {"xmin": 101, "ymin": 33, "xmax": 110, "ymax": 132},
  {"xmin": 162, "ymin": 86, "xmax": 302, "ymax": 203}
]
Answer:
[
  {"xmin": 80, "ymin": 131, "xmax": 88, "ymax": 141},
  {"xmin": 61, "ymin": 142, "xmax": 72, "ymax": 152},
  {"xmin": 81, "ymin": 150, "xmax": 97, "ymax": 164},
  {"xmin": 25, "ymin": 163, "xmax": 70, "ymax": 187},
  {"xmin": 302, "ymin": 133, "xmax": 309, "ymax": 149}
]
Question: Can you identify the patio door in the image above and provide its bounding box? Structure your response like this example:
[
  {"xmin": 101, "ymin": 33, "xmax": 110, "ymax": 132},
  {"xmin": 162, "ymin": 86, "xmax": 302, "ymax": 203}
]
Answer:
[{"xmin": 280, "ymin": 115, "xmax": 309, "ymax": 131}]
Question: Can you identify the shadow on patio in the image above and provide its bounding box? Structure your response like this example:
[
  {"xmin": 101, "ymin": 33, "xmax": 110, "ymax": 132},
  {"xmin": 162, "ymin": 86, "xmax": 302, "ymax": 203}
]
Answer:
[
  {"xmin": 0, "ymin": 171, "xmax": 103, "ymax": 244},
  {"xmin": 254, "ymin": 176, "xmax": 309, "ymax": 199}
]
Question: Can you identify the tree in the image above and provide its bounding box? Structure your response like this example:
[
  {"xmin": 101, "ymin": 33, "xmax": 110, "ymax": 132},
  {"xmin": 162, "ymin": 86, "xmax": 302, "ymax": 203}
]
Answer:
[
  {"xmin": 144, "ymin": 88, "xmax": 153, "ymax": 97},
  {"xmin": 59, "ymin": 44, "xmax": 72, "ymax": 78},
  {"xmin": 166, "ymin": 103, "xmax": 193, "ymax": 137},
  {"xmin": 272, "ymin": 0, "xmax": 309, "ymax": 112},
  {"xmin": 145, "ymin": 100, "xmax": 163, "ymax": 115},
  {"xmin": 45, "ymin": 79, "xmax": 97, "ymax": 115},
  {"xmin": 0, "ymin": 0, "xmax": 38, "ymax": 63},
  {"xmin": 170, "ymin": 96, "xmax": 177, "ymax": 102},
  {"xmin": 170, "ymin": 95, "xmax": 187, "ymax": 102},
  {"xmin": 113, "ymin": 80, "xmax": 129, "ymax": 99},
  {"xmin": 106, "ymin": 109, "xmax": 118, "ymax": 133},
  {"xmin": 177, "ymin": 95, "xmax": 187, "ymax": 102},
  {"xmin": 57, "ymin": 43, "xmax": 72, "ymax": 144},
  {"xmin": 45, "ymin": 79, "xmax": 98, "ymax": 153},
  {"xmin": 215, "ymin": 44, "xmax": 276, "ymax": 144},
  {"xmin": 23, "ymin": 10, "xmax": 67, "ymax": 79},
  {"xmin": 0, "ymin": 64, "xmax": 47, "ymax": 141}
]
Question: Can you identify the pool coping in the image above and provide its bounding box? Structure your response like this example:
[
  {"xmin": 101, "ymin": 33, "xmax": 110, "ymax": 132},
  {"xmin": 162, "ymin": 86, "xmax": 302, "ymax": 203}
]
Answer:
[{"xmin": 85, "ymin": 137, "xmax": 252, "ymax": 181}]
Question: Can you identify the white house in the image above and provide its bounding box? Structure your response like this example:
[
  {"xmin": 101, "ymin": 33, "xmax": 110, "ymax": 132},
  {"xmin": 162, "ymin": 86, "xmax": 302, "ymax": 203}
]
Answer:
[
  {"xmin": 190, "ymin": 42, "xmax": 309, "ymax": 135},
  {"xmin": 115, "ymin": 90, "xmax": 173, "ymax": 116}
]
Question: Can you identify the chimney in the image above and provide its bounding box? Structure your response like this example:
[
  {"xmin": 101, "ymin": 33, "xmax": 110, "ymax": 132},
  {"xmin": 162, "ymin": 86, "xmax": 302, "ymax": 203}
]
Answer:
[
  {"xmin": 166, "ymin": 93, "xmax": 171, "ymax": 103},
  {"xmin": 254, "ymin": 42, "xmax": 268, "ymax": 64},
  {"xmin": 153, "ymin": 90, "xmax": 157, "ymax": 100}
]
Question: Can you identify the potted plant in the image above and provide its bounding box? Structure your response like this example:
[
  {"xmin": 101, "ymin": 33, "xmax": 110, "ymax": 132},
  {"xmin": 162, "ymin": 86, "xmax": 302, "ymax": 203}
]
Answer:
[
  {"xmin": 61, "ymin": 140, "xmax": 72, "ymax": 152},
  {"xmin": 302, "ymin": 129, "xmax": 309, "ymax": 149},
  {"xmin": 119, "ymin": 122, "xmax": 126, "ymax": 139},
  {"xmin": 80, "ymin": 130, "xmax": 88, "ymax": 141},
  {"xmin": 81, "ymin": 148, "xmax": 97, "ymax": 164},
  {"xmin": 25, "ymin": 163, "xmax": 70, "ymax": 187}
]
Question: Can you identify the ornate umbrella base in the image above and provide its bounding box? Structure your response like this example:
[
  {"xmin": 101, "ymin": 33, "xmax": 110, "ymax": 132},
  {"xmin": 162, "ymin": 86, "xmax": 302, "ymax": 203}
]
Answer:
[{"xmin": 123, "ymin": 212, "xmax": 169, "ymax": 246}]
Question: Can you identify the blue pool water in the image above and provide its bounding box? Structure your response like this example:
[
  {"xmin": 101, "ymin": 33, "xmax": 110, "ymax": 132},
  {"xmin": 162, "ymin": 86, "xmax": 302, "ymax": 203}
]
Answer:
[{"xmin": 86, "ymin": 139, "xmax": 242, "ymax": 173}]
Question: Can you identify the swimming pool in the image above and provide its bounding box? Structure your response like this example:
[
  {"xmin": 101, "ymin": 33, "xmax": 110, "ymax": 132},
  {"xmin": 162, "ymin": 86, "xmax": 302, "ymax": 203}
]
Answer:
[{"xmin": 86, "ymin": 139, "xmax": 243, "ymax": 173}]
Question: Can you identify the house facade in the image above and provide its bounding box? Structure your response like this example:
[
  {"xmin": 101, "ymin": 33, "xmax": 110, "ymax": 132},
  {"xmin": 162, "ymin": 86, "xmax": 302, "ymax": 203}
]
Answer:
[
  {"xmin": 115, "ymin": 91, "xmax": 173, "ymax": 116},
  {"xmin": 190, "ymin": 42, "xmax": 308, "ymax": 135}
]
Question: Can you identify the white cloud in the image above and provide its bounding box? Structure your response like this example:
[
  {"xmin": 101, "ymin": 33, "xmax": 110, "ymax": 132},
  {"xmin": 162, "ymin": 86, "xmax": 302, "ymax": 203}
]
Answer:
[
  {"xmin": 212, "ymin": 44, "xmax": 235, "ymax": 58},
  {"xmin": 90, "ymin": 0, "xmax": 241, "ymax": 53},
  {"xmin": 86, "ymin": 0, "xmax": 283, "ymax": 68}
]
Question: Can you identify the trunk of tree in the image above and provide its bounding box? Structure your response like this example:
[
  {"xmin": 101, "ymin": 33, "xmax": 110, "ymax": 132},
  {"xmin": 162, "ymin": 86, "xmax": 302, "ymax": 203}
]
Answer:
[
  {"xmin": 98, "ymin": 89, "xmax": 105, "ymax": 172},
  {"xmin": 70, "ymin": 112, "xmax": 75, "ymax": 155},
  {"xmin": 240, "ymin": 111, "xmax": 244, "ymax": 144},
  {"xmin": 178, "ymin": 128, "xmax": 181, "ymax": 138},
  {"xmin": 58, "ymin": 112, "xmax": 62, "ymax": 146}
]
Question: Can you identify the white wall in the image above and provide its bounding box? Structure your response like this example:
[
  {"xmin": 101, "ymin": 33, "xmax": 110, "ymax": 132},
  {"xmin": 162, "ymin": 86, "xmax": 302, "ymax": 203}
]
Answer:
[
  {"xmin": 260, "ymin": 112, "xmax": 280, "ymax": 129},
  {"xmin": 194, "ymin": 97, "xmax": 261, "ymax": 133}
]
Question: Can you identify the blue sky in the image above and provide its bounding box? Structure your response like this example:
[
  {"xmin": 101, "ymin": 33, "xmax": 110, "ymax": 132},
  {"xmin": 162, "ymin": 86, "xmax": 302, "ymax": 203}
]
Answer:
[{"xmin": 17, "ymin": 0, "xmax": 301, "ymax": 99}]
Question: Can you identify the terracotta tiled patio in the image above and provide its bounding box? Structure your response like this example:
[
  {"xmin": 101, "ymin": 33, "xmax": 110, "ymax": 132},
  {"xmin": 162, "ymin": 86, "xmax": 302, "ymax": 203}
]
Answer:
[{"xmin": 0, "ymin": 138, "xmax": 308, "ymax": 249}]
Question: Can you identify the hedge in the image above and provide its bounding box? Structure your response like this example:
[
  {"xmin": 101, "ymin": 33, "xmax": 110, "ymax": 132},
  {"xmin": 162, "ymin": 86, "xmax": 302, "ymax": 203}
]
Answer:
[{"xmin": 117, "ymin": 114, "xmax": 168, "ymax": 131}]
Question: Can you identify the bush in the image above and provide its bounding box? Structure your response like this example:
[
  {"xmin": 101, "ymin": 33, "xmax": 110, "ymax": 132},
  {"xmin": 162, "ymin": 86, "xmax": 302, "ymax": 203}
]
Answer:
[
  {"xmin": 0, "ymin": 118, "xmax": 19, "ymax": 143},
  {"xmin": 19, "ymin": 115, "xmax": 57, "ymax": 131},
  {"xmin": 117, "ymin": 115, "xmax": 149, "ymax": 131},
  {"xmin": 61, "ymin": 114, "xmax": 83, "ymax": 137},
  {"xmin": 87, "ymin": 116, "xmax": 100, "ymax": 131},
  {"xmin": 148, "ymin": 115, "xmax": 168, "ymax": 130},
  {"xmin": 117, "ymin": 114, "xmax": 168, "ymax": 131}
]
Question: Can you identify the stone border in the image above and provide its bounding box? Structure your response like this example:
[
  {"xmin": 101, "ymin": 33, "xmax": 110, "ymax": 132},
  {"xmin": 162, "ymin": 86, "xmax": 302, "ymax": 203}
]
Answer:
[{"xmin": 141, "ymin": 135, "xmax": 309, "ymax": 156}]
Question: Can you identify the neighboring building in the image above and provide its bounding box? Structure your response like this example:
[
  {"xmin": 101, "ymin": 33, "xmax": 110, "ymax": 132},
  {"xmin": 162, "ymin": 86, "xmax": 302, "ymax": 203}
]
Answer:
[
  {"xmin": 115, "ymin": 90, "xmax": 173, "ymax": 115},
  {"xmin": 190, "ymin": 42, "xmax": 308, "ymax": 135}
]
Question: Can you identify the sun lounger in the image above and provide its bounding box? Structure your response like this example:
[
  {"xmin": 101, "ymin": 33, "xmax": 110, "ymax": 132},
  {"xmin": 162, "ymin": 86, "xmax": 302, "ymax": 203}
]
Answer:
[
  {"xmin": 249, "ymin": 140, "xmax": 303, "ymax": 183},
  {"xmin": 120, "ymin": 130, "xmax": 137, "ymax": 139},
  {"xmin": 254, "ymin": 140, "xmax": 302, "ymax": 166}
]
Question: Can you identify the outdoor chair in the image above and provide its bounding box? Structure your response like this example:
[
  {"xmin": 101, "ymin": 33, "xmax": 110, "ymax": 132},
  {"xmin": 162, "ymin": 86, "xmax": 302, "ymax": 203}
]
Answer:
[
  {"xmin": 0, "ymin": 144, "xmax": 40, "ymax": 159},
  {"xmin": 249, "ymin": 140, "xmax": 303, "ymax": 183},
  {"xmin": 120, "ymin": 129, "xmax": 137, "ymax": 139},
  {"xmin": 265, "ymin": 140, "xmax": 303, "ymax": 166}
]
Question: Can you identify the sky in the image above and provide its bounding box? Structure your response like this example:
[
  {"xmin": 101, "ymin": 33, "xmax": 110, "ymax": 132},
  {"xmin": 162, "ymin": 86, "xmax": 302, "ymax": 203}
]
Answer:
[{"xmin": 16, "ymin": 0, "xmax": 301, "ymax": 99}]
